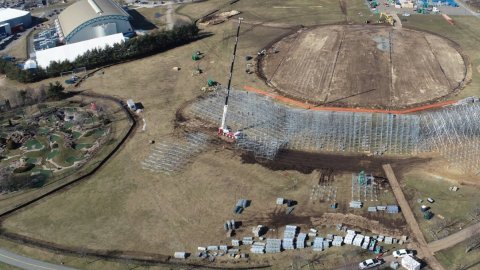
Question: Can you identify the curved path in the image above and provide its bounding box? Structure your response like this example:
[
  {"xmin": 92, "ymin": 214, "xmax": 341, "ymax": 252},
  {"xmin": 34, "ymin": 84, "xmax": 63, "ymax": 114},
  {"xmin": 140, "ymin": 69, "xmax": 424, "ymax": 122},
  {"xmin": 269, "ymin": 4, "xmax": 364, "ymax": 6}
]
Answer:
[
  {"xmin": 0, "ymin": 248, "xmax": 76, "ymax": 270},
  {"xmin": 244, "ymin": 86, "xmax": 456, "ymax": 114}
]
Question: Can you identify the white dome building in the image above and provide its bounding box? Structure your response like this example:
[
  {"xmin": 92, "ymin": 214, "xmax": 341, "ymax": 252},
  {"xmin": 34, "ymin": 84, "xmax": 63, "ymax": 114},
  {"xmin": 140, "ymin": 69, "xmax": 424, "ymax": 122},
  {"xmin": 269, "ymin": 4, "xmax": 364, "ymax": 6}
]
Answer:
[
  {"xmin": 23, "ymin": 59, "xmax": 37, "ymax": 70},
  {"xmin": 56, "ymin": 0, "xmax": 132, "ymax": 44}
]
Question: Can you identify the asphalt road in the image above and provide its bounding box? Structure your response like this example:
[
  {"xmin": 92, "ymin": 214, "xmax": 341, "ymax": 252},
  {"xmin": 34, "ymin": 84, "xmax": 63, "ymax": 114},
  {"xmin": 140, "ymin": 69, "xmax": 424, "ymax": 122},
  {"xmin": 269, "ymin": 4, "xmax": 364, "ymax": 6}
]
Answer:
[{"xmin": 0, "ymin": 248, "xmax": 76, "ymax": 270}]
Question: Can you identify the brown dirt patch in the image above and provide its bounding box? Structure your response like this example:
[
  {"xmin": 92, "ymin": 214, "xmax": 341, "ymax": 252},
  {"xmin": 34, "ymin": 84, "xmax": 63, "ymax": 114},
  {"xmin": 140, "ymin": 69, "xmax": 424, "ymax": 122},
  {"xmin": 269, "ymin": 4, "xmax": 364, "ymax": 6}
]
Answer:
[
  {"xmin": 242, "ymin": 150, "xmax": 430, "ymax": 176},
  {"xmin": 260, "ymin": 25, "xmax": 467, "ymax": 109}
]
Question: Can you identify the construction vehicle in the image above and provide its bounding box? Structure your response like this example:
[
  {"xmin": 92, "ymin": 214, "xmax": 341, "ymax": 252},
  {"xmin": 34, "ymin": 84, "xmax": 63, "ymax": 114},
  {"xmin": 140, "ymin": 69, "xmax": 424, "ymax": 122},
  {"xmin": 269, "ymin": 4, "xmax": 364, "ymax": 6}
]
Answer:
[
  {"xmin": 218, "ymin": 17, "xmax": 244, "ymax": 142},
  {"xmin": 379, "ymin": 12, "xmax": 395, "ymax": 26}
]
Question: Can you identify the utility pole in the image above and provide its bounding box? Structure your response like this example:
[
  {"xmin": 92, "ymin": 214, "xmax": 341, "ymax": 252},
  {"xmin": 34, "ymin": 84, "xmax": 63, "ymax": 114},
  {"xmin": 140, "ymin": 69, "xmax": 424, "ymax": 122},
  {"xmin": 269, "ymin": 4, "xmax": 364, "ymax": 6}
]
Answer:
[{"xmin": 220, "ymin": 17, "xmax": 243, "ymax": 130}]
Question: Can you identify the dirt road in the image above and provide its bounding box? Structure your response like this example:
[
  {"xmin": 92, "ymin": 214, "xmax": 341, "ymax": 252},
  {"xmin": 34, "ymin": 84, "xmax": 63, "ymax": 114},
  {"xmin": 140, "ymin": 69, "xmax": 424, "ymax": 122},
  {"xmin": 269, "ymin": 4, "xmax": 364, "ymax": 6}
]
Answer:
[
  {"xmin": 383, "ymin": 164, "xmax": 445, "ymax": 270},
  {"xmin": 428, "ymin": 222, "xmax": 480, "ymax": 253}
]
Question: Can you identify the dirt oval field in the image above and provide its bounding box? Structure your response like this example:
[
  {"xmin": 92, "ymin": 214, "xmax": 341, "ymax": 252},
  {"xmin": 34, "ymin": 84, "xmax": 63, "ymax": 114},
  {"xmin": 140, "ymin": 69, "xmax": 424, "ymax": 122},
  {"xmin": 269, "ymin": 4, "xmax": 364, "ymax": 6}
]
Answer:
[{"xmin": 260, "ymin": 25, "xmax": 467, "ymax": 108}]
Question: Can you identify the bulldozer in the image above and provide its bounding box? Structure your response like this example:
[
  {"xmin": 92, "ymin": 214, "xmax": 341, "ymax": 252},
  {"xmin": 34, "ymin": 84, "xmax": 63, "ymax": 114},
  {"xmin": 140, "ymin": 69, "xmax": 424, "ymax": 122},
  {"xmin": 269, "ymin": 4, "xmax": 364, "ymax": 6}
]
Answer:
[{"xmin": 379, "ymin": 12, "xmax": 395, "ymax": 26}]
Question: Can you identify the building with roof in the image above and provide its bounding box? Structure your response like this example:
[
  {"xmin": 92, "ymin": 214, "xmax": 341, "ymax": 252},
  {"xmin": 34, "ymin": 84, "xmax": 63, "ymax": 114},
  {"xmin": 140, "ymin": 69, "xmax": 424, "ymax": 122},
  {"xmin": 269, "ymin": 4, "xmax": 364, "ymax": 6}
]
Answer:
[
  {"xmin": 34, "ymin": 33, "xmax": 125, "ymax": 68},
  {"xmin": 56, "ymin": 0, "xmax": 132, "ymax": 44},
  {"xmin": 0, "ymin": 8, "xmax": 31, "ymax": 33}
]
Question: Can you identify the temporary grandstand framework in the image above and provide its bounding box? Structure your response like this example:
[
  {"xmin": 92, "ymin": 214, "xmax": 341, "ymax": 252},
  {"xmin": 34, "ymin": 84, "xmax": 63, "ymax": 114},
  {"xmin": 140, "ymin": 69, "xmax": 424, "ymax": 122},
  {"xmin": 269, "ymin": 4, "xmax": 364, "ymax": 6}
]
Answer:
[
  {"xmin": 185, "ymin": 89, "xmax": 480, "ymax": 173},
  {"xmin": 141, "ymin": 132, "xmax": 209, "ymax": 173}
]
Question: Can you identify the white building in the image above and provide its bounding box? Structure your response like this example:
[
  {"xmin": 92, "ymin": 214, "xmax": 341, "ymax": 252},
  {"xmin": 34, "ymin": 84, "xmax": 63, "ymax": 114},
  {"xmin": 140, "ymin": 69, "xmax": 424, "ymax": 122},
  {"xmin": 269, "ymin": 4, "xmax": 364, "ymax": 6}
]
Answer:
[
  {"xmin": 56, "ymin": 0, "xmax": 132, "ymax": 44},
  {"xmin": 34, "ymin": 33, "xmax": 125, "ymax": 68},
  {"xmin": 401, "ymin": 255, "xmax": 421, "ymax": 270},
  {"xmin": 0, "ymin": 8, "xmax": 31, "ymax": 33}
]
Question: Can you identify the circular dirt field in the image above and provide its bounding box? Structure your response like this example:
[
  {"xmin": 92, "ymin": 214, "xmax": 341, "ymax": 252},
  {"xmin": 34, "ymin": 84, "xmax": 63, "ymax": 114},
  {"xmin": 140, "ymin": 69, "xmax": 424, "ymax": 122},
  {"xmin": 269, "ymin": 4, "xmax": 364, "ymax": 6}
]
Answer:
[{"xmin": 260, "ymin": 25, "xmax": 467, "ymax": 108}]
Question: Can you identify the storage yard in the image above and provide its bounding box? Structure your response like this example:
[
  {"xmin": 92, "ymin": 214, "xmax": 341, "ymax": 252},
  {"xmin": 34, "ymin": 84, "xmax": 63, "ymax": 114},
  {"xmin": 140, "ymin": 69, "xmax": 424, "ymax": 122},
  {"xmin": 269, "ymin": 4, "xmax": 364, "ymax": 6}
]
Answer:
[{"xmin": 1, "ymin": 0, "xmax": 480, "ymax": 269}]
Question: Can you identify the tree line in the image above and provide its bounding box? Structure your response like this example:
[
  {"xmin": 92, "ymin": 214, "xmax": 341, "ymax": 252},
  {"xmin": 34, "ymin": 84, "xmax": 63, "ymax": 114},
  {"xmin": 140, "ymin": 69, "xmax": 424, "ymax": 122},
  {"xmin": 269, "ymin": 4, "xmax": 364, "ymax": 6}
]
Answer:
[{"xmin": 0, "ymin": 24, "xmax": 201, "ymax": 83}]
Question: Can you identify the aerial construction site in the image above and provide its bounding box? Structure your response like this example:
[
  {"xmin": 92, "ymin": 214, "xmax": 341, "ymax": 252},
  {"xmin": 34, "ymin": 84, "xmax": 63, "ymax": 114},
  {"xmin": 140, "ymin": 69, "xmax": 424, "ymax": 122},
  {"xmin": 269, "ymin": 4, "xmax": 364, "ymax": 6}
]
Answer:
[{"xmin": 1, "ymin": 0, "xmax": 480, "ymax": 269}]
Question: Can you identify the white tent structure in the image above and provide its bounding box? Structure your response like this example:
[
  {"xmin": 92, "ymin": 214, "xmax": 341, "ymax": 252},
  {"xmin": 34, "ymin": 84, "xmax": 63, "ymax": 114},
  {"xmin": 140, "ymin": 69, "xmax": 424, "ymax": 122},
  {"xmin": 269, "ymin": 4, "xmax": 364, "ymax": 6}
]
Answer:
[
  {"xmin": 34, "ymin": 33, "xmax": 125, "ymax": 68},
  {"xmin": 23, "ymin": 59, "xmax": 37, "ymax": 70}
]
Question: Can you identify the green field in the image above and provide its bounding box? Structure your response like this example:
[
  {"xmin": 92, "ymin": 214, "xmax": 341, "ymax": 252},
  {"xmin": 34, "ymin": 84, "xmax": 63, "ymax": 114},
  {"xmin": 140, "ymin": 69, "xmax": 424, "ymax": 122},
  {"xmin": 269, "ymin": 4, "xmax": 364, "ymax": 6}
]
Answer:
[
  {"xmin": 436, "ymin": 238, "xmax": 480, "ymax": 270},
  {"xmin": 402, "ymin": 172, "xmax": 480, "ymax": 242}
]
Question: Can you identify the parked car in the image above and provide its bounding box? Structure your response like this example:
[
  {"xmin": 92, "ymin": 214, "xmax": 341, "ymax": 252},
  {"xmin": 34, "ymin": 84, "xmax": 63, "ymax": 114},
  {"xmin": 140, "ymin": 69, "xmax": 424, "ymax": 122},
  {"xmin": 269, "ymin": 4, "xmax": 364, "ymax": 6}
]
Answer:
[
  {"xmin": 402, "ymin": 12, "xmax": 411, "ymax": 16},
  {"xmin": 359, "ymin": 259, "xmax": 383, "ymax": 269},
  {"xmin": 427, "ymin": 197, "xmax": 435, "ymax": 203},
  {"xmin": 393, "ymin": 249, "xmax": 413, "ymax": 258}
]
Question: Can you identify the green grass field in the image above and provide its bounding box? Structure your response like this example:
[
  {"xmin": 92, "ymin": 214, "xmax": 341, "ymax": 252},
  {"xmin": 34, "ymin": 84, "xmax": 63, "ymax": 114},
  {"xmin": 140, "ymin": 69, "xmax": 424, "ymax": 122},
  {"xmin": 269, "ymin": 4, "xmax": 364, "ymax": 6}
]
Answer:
[
  {"xmin": 436, "ymin": 238, "xmax": 480, "ymax": 270},
  {"xmin": 402, "ymin": 172, "xmax": 480, "ymax": 242}
]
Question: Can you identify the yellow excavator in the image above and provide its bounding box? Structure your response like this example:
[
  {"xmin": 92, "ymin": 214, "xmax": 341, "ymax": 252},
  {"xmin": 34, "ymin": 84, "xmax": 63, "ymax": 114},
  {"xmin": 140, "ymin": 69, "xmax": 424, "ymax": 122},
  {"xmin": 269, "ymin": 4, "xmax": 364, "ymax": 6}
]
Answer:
[{"xmin": 379, "ymin": 12, "xmax": 395, "ymax": 26}]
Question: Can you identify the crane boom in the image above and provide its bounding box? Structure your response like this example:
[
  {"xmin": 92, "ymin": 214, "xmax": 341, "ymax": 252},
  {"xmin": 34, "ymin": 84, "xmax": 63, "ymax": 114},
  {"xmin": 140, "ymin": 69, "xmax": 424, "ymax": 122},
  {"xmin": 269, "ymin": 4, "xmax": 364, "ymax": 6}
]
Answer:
[{"xmin": 220, "ymin": 17, "xmax": 243, "ymax": 130}]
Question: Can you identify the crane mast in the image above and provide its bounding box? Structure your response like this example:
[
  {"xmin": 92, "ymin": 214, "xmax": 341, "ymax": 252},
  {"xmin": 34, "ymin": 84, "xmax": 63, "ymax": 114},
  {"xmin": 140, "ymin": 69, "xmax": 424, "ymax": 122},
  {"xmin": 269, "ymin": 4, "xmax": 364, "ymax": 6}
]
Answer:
[{"xmin": 220, "ymin": 17, "xmax": 243, "ymax": 131}]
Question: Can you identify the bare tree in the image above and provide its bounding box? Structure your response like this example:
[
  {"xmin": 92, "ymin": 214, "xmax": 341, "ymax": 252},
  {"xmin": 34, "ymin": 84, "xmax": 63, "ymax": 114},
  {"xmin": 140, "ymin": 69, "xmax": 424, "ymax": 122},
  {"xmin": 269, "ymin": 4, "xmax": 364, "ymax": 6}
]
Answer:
[{"xmin": 465, "ymin": 233, "xmax": 480, "ymax": 253}]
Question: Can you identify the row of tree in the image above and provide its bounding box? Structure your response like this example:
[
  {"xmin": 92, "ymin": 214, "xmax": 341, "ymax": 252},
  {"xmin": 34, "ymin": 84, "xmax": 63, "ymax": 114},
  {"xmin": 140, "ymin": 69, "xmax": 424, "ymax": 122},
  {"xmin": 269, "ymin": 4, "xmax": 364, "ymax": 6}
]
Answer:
[
  {"xmin": 0, "ymin": 24, "xmax": 201, "ymax": 83},
  {"xmin": 1, "ymin": 81, "xmax": 65, "ymax": 109}
]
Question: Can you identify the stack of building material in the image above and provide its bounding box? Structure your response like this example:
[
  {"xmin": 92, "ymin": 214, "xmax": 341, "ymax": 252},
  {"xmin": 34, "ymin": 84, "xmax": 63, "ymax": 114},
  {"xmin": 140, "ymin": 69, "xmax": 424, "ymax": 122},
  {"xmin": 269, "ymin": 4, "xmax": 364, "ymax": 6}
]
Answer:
[
  {"xmin": 174, "ymin": 252, "xmax": 187, "ymax": 259},
  {"xmin": 344, "ymin": 230, "xmax": 356, "ymax": 245},
  {"xmin": 265, "ymin": 239, "xmax": 282, "ymax": 253},
  {"xmin": 250, "ymin": 242, "xmax": 265, "ymax": 254},
  {"xmin": 332, "ymin": 236, "xmax": 343, "ymax": 246},
  {"xmin": 224, "ymin": 220, "xmax": 236, "ymax": 230},
  {"xmin": 283, "ymin": 225, "xmax": 297, "ymax": 250},
  {"xmin": 323, "ymin": 239, "xmax": 331, "ymax": 249},
  {"xmin": 207, "ymin": 246, "xmax": 218, "ymax": 251},
  {"xmin": 385, "ymin": 236, "xmax": 394, "ymax": 244},
  {"xmin": 377, "ymin": 235, "xmax": 385, "ymax": 242},
  {"xmin": 362, "ymin": 236, "xmax": 371, "ymax": 249},
  {"xmin": 252, "ymin": 225, "xmax": 265, "ymax": 237},
  {"xmin": 243, "ymin": 236, "xmax": 254, "ymax": 245},
  {"xmin": 376, "ymin": 205, "xmax": 387, "ymax": 211},
  {"xmin": 326, "ymin": 234, "xmax": 334, "ymax": 240},
  {"xmin": 219, "ymin": 245, "xmax": 228, "ymax": 252},
  {"xmin": 312, "ymin": 237, "xmax": 324, "ymax": 251},
  {"xmin": 353, "ymin": 234, "xmax": 364, "ymax": 247},
  {"xmin": 232, "ymin": 239, "xmax": 241, "ymax": 246},
  {"xmin": 387, "ymin": 205, "xmax": 400, "ymax": 213},
  {"xmin": 368, "ymin": 206, "xmax": 377, "ymax": 212},
  {"xmin": 283, "ymin": 237, "xmax": 295, "ymax": 250},
  {"xmin": 276, "ymin": 198, "xmax": 284, "ymax": 205},
  {"xmin": 308, "ymin": 228, "xmax": 318, "ymax": 238},
  {"xmin": 297, "ymin": 233, "xmax": 307, "ymax": 249},
  {"xmin": 349, "ymin": 201, "xmax": 363, "ymax": 208},
  {"xmin": 283, "ymin": 225, "xmax": 297, "ymax": 238},
  {"xmin": 234, "ymin": 199, "xmax": 248, "ymax": 214},
  {"xmin": 228, "ymin": 248, "xmax": 239, "ymax": 254}
]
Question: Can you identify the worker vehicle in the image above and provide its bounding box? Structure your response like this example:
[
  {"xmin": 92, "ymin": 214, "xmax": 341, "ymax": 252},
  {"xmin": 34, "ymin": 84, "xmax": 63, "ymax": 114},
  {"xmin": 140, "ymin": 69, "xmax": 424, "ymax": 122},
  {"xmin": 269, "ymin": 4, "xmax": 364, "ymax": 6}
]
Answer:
[
  {"xmin": 420, "ymin": 205, "xmax": 430, "ymax": 212},
  {"xmin": 218, "ymin": 127, "xmax": 244, "ymax": 141},
  {"xmin": 379, "ymin": 12, "xmax": 395, "ymax": 26},
  {"xmin": 393, "ymin": 249, "xmax": 413, "ymax": 258},
  {"xmin": 427, "ymin": 197, "xmax": 435, "ymax": 203},
  {"xmin": 359, "ymin": 258, "xmax": 383, "ymax": 269}
]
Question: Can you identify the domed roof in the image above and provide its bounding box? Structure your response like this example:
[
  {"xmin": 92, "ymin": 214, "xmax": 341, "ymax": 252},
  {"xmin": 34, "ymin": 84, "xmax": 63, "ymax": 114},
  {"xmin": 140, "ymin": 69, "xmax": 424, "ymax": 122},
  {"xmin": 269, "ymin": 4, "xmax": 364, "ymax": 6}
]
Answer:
[{"xmin": 23, "ymin": 59, "xmax": 37, "ymax": 70}]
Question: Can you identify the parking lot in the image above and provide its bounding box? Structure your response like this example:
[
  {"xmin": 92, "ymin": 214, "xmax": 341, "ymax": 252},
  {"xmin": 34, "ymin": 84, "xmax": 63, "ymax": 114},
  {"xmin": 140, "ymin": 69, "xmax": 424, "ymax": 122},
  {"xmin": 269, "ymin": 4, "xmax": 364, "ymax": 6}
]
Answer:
[{"xmin": 367, "ymin": 0, "xmax": 473, "ymax": 15}]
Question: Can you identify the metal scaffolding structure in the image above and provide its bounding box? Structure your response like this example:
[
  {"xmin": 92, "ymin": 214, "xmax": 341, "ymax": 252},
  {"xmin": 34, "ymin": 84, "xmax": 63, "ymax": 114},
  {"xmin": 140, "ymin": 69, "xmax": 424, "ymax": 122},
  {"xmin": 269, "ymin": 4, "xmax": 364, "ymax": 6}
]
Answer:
[
  {"xmin": 184, "ymin": 89, "xmax": 480, "ymax": 173},
  {"xmin": 141, "ymin": 132, "xmax": 209, "ymax": 174},
  {"xmin": 419, "ymin": 103, "xmax": 480, "ymax": 173}
]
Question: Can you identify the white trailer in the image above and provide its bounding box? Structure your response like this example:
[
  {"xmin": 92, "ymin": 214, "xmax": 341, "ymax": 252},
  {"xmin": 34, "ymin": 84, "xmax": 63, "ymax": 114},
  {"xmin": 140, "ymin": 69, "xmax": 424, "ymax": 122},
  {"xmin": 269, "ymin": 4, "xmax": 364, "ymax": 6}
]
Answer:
[
  {"xmin": 126, "ymin": 99, "xmax": 136, "ymax": 110},
  {"xmin": 401, "ymin": 255, "xmax": 421, "ymax": 270}
]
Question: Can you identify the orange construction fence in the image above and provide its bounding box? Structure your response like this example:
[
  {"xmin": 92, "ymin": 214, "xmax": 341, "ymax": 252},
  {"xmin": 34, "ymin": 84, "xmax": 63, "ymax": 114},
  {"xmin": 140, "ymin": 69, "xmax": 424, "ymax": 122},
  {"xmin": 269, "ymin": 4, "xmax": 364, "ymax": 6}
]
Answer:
[{"xmin": 243, "ymin": 86, "xmax": 456, "ymax": 114}]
